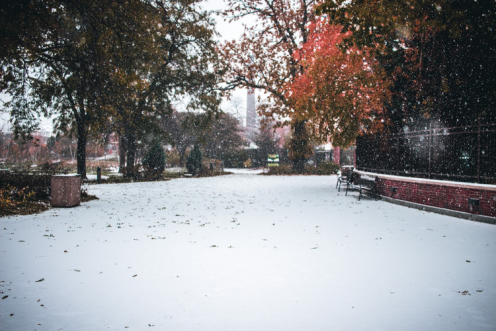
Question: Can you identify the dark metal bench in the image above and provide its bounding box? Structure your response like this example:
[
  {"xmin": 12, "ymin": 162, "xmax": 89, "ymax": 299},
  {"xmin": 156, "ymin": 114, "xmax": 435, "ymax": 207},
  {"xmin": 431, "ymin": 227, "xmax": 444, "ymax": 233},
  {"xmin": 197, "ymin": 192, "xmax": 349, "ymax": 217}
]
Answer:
[
  {"xmin": 357, "ymin": 175, "xmax": 378, "ymax": 201},
  {"xmin": 336, "ymin": 166, "xmax": 354, "ymax": 192},
  {"xmin": 337, "ymin": 167, "xmax": 379, "ymax": 201}
]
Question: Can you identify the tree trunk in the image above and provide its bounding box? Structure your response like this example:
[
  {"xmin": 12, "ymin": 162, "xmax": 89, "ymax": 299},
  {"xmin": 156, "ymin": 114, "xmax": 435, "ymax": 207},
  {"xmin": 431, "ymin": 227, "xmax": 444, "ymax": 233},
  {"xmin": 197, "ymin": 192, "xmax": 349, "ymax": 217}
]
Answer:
[
  {"xmin": 290, "ymin": 120, "xmax": 311, "ymax": 174},
  {"xmin": 119, "ymin": 134, "xmax": 127, "ymax": 173},
  {"xmin": 125, "ymin": 126, "xmax": 137, "ymax": 178},
  {"xmin": 76, "ymin": 119, "xmax": 87, "ymax": 179}
]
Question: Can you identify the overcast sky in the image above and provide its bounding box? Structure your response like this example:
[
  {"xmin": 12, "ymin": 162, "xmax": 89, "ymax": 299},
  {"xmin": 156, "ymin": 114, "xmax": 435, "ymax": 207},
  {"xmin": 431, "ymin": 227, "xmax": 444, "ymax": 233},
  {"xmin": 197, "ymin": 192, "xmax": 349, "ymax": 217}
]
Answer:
[
  {"xmin": 203, "ymin": 0, "xmax": 246, "ymax": 42},
  {"xmin": 202, "ymin": 0, "xmax": 252, "ymax": 120}
]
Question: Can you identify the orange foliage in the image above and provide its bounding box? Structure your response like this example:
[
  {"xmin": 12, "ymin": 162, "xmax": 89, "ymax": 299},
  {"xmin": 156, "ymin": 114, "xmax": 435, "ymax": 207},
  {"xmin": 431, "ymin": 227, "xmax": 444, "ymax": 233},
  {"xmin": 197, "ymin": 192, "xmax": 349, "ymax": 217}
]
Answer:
[{"xmin": 286, "ymin": 18, "xmax": 391, "ymax": 147}]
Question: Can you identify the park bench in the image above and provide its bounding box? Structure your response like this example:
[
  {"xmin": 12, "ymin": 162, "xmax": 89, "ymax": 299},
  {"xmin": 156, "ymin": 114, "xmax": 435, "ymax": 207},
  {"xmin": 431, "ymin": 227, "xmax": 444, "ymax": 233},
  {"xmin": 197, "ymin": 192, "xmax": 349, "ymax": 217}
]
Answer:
[
  {"xmin": 356, "ymin": 175, "xmax": 379, "ymax": 201},
  {"xmin": 337, "ymin": 167, "xmax": 378, "ymax": 201},
  {"xmin": 336, "ymin": 166, "xmax": 354, "ymax": 192}
]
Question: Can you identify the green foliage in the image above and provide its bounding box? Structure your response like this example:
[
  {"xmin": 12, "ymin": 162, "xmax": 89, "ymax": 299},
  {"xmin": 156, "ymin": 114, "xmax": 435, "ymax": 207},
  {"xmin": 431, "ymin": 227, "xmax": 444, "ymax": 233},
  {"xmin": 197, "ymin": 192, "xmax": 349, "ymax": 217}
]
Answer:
[
  {"xmin": 1, "ymin": 0, "xmax": 156, "ymax": 179},
  {"xmin": 115, "ymin": 0, "xmax": 222, "ymax": 177},
  {"xmin": 143, "ymin": 141, "xmax": 166, "ymax": 172},
  {"xmin": 186, "ymin": 145, "xmax": 203, "ymax": 175},
  {"xmin": 2, "ymin": 0, "xmax": 221, "ymax": 179}
]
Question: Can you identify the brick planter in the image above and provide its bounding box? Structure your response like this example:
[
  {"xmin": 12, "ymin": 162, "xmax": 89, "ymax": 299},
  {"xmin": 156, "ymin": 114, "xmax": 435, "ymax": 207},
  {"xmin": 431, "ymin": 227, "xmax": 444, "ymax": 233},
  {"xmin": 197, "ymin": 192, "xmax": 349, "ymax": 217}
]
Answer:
[
  {"xmin": 51, "ymin": 175, "xmax": 81, "ymax": 207},
  {"xmin": 355, "ymin": 171, "xmax": 496, "ymax": 220}
]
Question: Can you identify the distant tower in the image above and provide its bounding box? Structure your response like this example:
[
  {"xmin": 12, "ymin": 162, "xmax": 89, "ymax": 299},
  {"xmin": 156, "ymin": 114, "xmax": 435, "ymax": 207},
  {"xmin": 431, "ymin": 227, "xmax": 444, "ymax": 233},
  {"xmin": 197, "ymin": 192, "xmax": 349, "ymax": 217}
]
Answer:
[{"xmin": 246, "ymin": 88, "xmax": 257, "ymax": 139}]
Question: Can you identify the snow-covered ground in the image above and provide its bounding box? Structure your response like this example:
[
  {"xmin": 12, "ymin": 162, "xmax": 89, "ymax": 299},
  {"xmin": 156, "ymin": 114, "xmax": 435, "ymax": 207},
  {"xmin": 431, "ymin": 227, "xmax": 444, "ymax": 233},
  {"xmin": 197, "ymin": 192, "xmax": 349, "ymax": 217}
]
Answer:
[
  {"xmin": 85, "ymin": 174, "xmax": 109, "ymax": 181},
  {"xmin": 1, "ymin": 172, "xmax": 495, "ymax": 330}
]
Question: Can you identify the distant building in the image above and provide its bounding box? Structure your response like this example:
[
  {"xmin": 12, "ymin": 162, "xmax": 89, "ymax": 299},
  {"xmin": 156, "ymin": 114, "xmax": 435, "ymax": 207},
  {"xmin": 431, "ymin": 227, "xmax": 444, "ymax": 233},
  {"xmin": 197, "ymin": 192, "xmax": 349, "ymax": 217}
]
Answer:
[{"xmin": 245, "ymin": 88, "xmax": 257, "ymax": 141}]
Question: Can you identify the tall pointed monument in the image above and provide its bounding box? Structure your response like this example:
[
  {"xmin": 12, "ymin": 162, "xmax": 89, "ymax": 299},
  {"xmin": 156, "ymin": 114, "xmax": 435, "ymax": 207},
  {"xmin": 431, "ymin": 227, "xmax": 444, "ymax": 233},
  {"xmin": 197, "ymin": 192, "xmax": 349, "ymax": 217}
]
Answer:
[{"xmin": 246, "ymin": 88, "xmax": 257, "ymax": 140}]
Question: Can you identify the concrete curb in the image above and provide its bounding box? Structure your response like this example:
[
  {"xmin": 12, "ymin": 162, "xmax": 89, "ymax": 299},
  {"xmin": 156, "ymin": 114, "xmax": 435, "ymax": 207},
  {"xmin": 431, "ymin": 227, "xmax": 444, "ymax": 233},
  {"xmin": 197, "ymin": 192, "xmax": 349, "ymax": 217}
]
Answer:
[{"xmin": 380, "ymin": 196, "xmax": 496, "ymax": 225}]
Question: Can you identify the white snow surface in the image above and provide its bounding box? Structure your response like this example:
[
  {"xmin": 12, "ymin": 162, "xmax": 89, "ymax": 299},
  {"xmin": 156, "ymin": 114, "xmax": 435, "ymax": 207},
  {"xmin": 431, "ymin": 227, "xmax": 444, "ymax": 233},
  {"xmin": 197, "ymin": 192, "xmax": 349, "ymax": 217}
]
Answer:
[
  {"xmin": 1, "ymin": 173, "xmax": 495, "ymax": 330},
  {"xmin": 85, "ymin": 174, "xmax": 109, "ymax": 180},
  {"xmin": 226, "ymin": 168, "xmax": 265, "ymax": 175}
]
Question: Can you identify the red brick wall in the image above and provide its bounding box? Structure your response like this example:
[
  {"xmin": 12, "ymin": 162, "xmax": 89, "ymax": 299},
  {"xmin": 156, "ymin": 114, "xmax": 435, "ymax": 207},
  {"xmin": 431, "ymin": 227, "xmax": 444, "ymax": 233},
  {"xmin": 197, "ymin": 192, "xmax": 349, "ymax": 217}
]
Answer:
[
  {"xmin": 357, "ymin": 173, "xmax": 496, "ymax": 218},
  {"xmin": 333, "ymin": 147, "xmax": 340, "ymax": 165}
]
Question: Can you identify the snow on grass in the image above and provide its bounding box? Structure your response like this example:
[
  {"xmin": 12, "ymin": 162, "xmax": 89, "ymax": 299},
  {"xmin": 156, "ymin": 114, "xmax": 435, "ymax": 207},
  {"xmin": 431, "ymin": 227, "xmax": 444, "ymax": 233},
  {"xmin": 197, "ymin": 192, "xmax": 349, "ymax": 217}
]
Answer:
[
  {"xmin": 1, "ymin": 174, "xmax": 495, "ymax": 330},
  {"xmin": 164, "ymin": 167, "xmax": 187, "ymax": 173},
  {"xmin": 85, "ymin": 174, "xmax": 109, "ymax": 180},
  {"xmin": 225, "ymin": 167, "xmax": 265, "ymax": 175}
]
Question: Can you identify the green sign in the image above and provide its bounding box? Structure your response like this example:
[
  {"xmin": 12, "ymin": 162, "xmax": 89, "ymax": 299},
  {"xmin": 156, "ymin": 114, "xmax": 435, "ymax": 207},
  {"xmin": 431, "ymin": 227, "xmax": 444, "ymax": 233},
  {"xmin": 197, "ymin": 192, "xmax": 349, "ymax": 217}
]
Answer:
[
  {"xmin": 267, "ymin": 154, "xmax": 279, "ymax": 162},
  {"xmin": 267, "ymin": 154, "xmax": 279, "ymax": 167}
]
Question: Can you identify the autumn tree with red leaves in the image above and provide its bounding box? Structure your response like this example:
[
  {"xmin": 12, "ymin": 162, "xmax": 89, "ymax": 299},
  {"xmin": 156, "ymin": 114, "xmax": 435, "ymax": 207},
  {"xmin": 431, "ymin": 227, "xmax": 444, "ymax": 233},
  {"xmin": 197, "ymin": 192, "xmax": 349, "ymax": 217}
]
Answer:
[
  {"xmin": 219, "ymin": 0, "xmax": 318, "ymax": 173},
  {"xmin": 286, "ymin": 19, "xmax": 391, "ymax": 147}
]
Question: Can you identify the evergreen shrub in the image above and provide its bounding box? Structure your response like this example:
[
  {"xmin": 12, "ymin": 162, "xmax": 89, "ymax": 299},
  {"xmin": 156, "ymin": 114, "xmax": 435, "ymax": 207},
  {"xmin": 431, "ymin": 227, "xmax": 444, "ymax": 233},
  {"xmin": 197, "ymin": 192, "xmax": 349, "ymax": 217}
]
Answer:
[
  {"xmin": 143, "ymin": 141, "xmax": 166, "ymax": 173},
  {"xmin": 186, "ymin": 145, "xmax": 203, "ymax": 175}
]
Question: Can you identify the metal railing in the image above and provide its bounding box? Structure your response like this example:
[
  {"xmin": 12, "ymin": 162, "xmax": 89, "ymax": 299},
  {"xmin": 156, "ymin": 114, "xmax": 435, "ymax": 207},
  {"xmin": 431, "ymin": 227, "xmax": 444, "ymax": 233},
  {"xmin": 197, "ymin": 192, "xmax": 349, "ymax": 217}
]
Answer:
[{"xmin": 356, "ymin": 122, "xmax": 496, "ymax": 184}]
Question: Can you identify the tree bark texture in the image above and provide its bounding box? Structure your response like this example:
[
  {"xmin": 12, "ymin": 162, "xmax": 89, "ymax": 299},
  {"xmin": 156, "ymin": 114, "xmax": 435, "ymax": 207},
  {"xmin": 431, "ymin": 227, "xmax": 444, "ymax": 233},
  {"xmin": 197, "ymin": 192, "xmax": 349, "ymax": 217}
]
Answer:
[
  {"xmin": 125, "ymin": 126, "xmax": 137, "ymax": 178},
  {"xmin": 76, "ymin": 119, "xmax": 87, "ymax": 179},
  {"xmin": 290, "ymin": 120, "xmax": 312, "ymax": 174},
  {"xmin": 119, "ymin": 134, "xmax": 127, "ymax": 173}
]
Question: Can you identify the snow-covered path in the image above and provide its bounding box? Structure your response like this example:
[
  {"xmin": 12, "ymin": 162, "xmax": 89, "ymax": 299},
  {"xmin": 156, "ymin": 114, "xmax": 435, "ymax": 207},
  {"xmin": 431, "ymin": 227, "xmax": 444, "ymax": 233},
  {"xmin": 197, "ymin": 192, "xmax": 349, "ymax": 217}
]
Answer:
[{"xmin": 1, "ymin": 172, "xmax": 495, "ymax": 330}]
